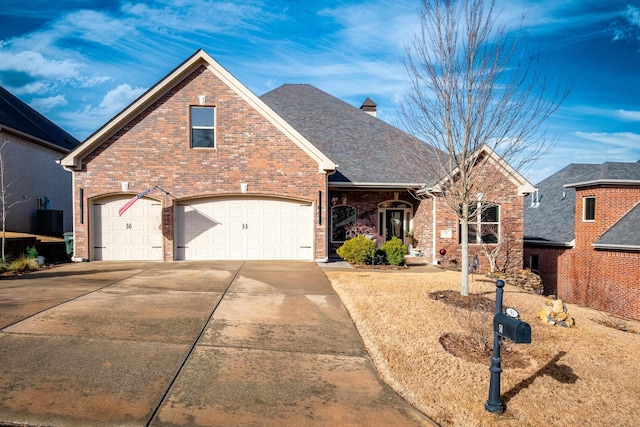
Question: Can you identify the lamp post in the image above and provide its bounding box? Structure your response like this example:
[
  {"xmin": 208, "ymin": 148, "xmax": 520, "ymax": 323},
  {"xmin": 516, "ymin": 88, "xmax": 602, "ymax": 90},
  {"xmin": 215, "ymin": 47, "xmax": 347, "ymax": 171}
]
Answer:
[{"xmin": 485, "ymin": 279, "xmax": 505, "ymax": 413}]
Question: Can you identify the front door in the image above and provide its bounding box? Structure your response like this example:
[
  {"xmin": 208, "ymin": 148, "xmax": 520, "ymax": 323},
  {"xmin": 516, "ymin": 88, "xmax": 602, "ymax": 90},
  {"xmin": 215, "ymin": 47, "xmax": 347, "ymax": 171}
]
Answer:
[{"xmin": 385, "ymin": 209, "xmax": 405, "ymax": 241}]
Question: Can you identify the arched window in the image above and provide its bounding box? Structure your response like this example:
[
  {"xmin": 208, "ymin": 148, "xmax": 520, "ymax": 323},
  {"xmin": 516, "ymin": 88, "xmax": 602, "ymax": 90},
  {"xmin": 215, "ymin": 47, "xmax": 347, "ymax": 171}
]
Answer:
[{"xmin": 331, "ymin": 205, "xmax": 357, "ymax": 242}]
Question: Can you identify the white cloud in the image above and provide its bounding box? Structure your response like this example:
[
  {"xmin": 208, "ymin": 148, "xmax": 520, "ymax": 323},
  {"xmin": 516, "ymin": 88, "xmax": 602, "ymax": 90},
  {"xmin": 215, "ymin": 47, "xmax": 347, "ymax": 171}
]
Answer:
[
  {"xmin": 616, "ymin": 109, "xmax": 640, "ymax": 121},
  {"xmin": 574, "ymin": 131, "xmax": 640, "ymax": 149},
  {"xmin": 0, "ymin": 50, "xmax": 81, "ymax": 80},
  {"xmin": 29, "ymin": 95, "xmax": 67, "ymax": 111},
  {"xmin": 59, "ymin": 83, "xmax": 146, "ymax": 139},
  {"xmin": 97, "ymin": 83, "xmax": 146, "ymax": 118},
  {"xmin": 319, "ymin": 0, "xmax": 418, "ymax": 53},
  {"xmin": 54, "ymin": 10, "xmax": 137, "ymax": 45},
  {"xmin": 626, "ymin": 5, "xmax": 640, "ymax": 28}
]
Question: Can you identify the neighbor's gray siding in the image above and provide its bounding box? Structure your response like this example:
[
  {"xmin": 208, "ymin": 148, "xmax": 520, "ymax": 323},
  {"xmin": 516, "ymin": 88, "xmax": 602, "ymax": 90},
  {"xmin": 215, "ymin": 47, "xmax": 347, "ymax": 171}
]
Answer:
[{"xmin": 1, "ymin": 134, "xmax": 73, "ymax": 233}]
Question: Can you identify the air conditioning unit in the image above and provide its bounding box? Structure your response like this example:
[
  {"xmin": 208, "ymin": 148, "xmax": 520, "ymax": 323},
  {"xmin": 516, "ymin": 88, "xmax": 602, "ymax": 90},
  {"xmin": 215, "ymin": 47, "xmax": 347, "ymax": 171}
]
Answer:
[{"xmin": 36, "ymin": 210, "xmax": 63, "ymax": 235}]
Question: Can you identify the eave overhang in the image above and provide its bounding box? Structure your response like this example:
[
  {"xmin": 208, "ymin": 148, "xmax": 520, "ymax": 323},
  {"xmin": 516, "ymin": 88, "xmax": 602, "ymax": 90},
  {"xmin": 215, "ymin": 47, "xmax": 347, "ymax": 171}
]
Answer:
[
  {"xmin": 523, "ymin": 238, "xmax": 575, "ymax": 248},
  {"xmin": 0, "ymin": 125, "xmax": 71, "ymax": 154}
]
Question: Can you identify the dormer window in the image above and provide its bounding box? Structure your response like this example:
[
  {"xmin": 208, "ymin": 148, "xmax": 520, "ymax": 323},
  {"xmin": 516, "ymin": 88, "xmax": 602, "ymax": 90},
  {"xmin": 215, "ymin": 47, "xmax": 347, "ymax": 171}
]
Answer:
[
  {"xmin": 190, "ymin": 106, "xmax": 215, "ymax": 148},
  {"xmin": 583, "ymin": 196, "xmax": 595, "ymax": 221}
]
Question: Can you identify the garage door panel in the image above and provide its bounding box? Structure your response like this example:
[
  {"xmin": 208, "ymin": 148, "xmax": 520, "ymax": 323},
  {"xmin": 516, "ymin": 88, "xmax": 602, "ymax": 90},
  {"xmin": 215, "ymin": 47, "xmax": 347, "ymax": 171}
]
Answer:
[
  {"xmin": 176, "ymin": 197, "xmax": 313, "ymax": 260},
  {"xmin": 93, "ymin": 196, "xmax": 162, "ymax": 261}
]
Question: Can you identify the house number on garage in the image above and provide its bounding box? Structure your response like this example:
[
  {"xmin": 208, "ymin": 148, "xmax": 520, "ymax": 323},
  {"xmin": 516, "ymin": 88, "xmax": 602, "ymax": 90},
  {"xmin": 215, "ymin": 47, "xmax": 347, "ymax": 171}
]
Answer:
[{"xmin": 126, "ymin": 223, "xmax": 132, "ymax": 230}]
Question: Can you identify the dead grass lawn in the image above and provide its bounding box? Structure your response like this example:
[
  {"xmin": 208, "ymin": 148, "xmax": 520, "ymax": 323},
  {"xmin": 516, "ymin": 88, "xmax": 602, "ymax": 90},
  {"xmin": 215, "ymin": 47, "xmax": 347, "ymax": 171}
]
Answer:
[{"xmin": 325, "ymin": 269, "xmax": 640, "ymax": 427}]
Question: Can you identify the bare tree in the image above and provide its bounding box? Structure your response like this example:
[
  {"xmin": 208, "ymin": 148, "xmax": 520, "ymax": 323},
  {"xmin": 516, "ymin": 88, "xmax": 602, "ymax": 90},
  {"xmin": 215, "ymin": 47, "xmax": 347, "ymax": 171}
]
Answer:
[
  {"xmin": 0, "ymin": 141, "xmax": 30, "ymax": 261},
  {"xmin": 479, "ymin": 219, "xmax": 522, "ymax": 276},
  {"xmin": 401, "ymin": 0, "xmax": 570, "ymax": 295}
]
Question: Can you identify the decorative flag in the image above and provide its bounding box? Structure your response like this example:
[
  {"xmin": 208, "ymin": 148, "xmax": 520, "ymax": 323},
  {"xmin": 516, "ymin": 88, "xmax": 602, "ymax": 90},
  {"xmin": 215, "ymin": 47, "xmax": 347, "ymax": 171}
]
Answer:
[
  {"xmin": 118, "ymin": 194, "xmax": 140, "ymax": 216},
  {"xmin": 118, "ymin": 186, "xmax": 163, "ymax": 216}
]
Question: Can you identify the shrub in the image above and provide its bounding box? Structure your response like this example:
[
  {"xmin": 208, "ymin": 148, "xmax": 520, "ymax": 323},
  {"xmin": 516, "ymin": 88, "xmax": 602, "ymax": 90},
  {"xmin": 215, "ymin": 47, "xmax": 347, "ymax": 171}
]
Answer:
[
  {"xmin": 337, "ymin": 235, "xmax": 376, "ymax": 265},
  {"xmin": 7, "ymin": 255, "xmax": 39, "ymax": 272},
  {"xmin": 381, "ymin": 236, "xmax": 407, "ymax": 266}
]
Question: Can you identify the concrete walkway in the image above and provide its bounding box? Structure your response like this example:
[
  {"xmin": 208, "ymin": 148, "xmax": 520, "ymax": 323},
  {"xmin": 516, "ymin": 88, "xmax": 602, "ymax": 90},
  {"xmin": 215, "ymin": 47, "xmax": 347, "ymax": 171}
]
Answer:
[{"xmin": 0, "ymin": 261, "xmax": 435, "ymax": 426}]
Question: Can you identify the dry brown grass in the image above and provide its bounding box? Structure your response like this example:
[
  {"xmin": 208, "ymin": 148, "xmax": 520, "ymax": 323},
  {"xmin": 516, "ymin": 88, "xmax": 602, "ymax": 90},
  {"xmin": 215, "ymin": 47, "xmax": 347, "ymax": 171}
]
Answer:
[{"xmin": 325, "ymin": 269, "xmax": 640, "ymax": 427}]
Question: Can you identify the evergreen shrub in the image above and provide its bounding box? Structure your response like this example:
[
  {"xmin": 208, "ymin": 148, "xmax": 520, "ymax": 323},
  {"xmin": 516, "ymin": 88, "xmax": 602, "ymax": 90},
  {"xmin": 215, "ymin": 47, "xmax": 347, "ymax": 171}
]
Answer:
[
  {"xmin": 381, "ymin": 236, "xmax": 407, "ymax": 266},
  {"xmin": 337, "ymin": 235, "xmax": 376, "ymax": 265}
]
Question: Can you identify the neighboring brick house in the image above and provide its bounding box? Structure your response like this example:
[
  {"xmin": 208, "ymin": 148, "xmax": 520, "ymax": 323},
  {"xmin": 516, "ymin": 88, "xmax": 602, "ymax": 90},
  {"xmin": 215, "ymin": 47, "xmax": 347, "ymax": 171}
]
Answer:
[
  {"xmin": 61, "ymin": 49, "xmax": 533, "ymax": 266},
  {"xmin": 0, "ymin": 85, "xmax": 80, "ymax": 234},
  {"xmin": 524, "ymin": 162, "xmax": 640, "ymax": 320}
]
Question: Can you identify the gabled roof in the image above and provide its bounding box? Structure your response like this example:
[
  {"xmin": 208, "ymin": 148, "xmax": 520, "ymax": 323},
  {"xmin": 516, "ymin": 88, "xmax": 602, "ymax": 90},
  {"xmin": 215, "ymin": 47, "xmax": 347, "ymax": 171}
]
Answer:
[
  {"xmin": 595, "ymin": 203, "xmax": 640, "ymax": 250},
  {"xmin": 0, "ymin": 85, "xmax": 79, "ymax": 153},
  {"xmin": 260, "ymin": 84, "xmax": 438, "ymax": 187},
  {"xmin": 61, "ymin": 50, "xmax": 335, "ymax": 173},
  {"xmin": 524, "ymin": 161, "xmax": 640, "ymax": 246},
  {"xmin": 426, "ymin": 143, "xmax": 536, "ymax": 197}
]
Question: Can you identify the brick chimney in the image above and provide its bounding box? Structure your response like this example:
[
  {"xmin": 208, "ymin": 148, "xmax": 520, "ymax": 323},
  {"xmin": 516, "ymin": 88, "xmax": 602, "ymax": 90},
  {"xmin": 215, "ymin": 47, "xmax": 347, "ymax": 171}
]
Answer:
[{"xmin": 360, "ymin": 97, "xmax": 377, "ymax": 117}]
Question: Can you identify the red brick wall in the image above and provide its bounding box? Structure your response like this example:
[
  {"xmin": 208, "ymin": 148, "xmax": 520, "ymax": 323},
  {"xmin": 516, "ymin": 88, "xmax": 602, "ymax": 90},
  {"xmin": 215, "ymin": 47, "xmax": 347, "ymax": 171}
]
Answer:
[
  {"xmin": 523, "ymin": 246, "xmax": 572, "ymax": 297},
  {"xmin": 327, "ymin": 190, "xmax": 417, "ymax": 254},
  {"xmin": 72, "ymin": 65, "xmax": 328, "ymax": 261},
  {"xmin": 563, "ymin": 187, "xmax": 640, "ymax": 320},
  {"xmin": 413, "ymin": 160, "xmax": 525, "ymax": 273}
]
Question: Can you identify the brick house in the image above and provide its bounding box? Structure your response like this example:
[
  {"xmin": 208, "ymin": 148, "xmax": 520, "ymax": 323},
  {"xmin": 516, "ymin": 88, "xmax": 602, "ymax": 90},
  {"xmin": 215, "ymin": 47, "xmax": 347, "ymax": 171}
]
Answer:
[
  {"xmin": 61, "ymin": 49, "xmax": 533, "ymax": 266},
  {"xmin": 524, "ymin": 162, "xmax": 640, "ymax": 320},
  {"xmin": 0, "ymin": 85, "xmax": 79, "ymax": 234}
]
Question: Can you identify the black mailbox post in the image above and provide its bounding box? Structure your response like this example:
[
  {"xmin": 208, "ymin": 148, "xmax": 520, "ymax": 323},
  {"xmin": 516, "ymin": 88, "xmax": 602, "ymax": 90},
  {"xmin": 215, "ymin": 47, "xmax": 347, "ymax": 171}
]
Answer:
[{"xmin": 485, "ymin": 279, "xmax": 532, "ymax": 413}]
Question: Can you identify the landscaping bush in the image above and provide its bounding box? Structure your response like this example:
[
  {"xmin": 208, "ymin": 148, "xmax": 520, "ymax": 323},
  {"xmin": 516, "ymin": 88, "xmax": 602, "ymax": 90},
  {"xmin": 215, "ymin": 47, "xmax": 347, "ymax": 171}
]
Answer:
[
  {"xmin": 337, "ymin": 235, "xmax": 376, "ymax": 265},
  {"xmin": 7, "ymin": 255, "xmax": 39, "ymax": 272},
  {"xmin": 381, "ymin": 236, "xmax": 407, "ymax": 266}
]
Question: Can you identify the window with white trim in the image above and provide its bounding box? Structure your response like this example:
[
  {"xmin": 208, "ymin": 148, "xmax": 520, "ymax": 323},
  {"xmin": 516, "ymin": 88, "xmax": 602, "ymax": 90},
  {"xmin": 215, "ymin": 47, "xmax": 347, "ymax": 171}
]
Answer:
[
  {"xmin": 190, "ymin": 106, "xmax": 215, "ymax": 148},
  {"xmin": 460, "ymin": 202, "xmax": 500, "ymax": 244},
  {"xmin": 583, "ymin": 196, "xmax": 595, "ymax": 221}
]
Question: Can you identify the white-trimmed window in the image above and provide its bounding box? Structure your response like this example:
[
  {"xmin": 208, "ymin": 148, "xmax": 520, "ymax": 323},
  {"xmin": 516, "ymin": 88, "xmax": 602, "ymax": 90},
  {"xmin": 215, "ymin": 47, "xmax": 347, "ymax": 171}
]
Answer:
[
  {"xmin": 331, "ymin": 205, "xmax": 356, "ymax": 242},
  {"xmin": 190, "ymin": 106, "xmax": 215, "ymax": 148},
  {"xmin": 583, "ymin": 196, "xmax": 595, "ymax": 221},
  {"xmin": 460, "ymin": 202, "xmax": 500, "ymax": 244}
]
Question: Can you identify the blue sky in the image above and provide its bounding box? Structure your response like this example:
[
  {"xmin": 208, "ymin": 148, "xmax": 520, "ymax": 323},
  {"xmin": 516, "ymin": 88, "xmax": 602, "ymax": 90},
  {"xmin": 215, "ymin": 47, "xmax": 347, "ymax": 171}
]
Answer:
[{"xmin": 1, "ymin": 0, "xmax": 639, "ymax": 183}]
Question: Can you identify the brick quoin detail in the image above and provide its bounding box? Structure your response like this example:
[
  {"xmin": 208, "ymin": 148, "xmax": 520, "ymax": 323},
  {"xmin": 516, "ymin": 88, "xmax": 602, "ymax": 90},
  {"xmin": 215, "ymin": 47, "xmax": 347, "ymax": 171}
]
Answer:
[{"xmin": 72, "ymin": 65, "xmax": 328, "ymax": 261}]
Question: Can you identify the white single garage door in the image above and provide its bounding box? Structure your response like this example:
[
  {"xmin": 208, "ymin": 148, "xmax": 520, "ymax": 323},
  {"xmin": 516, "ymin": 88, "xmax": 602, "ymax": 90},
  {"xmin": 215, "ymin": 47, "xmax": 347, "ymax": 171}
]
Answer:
[
  {"xmin": 175, "ymin": 197, "xmax": 313, "ymax": 260},
  {"xmin": 93, "ymin": 195, "xmax": 163, "ymax": 261}
]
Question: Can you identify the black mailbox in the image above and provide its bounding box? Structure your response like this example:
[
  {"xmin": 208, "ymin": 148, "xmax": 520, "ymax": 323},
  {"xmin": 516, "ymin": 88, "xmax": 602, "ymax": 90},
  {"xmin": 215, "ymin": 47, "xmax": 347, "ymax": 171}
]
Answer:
[{"xmin": 493, "ymin": 313, "xmax": 531, "ymax": 344}]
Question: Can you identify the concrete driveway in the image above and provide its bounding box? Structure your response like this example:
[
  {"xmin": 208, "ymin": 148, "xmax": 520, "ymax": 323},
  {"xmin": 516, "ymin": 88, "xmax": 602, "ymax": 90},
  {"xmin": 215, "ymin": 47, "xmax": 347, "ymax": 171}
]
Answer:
[{"xmin": 0, "ymin": 261, "xmax": 434, "ymax": 426}]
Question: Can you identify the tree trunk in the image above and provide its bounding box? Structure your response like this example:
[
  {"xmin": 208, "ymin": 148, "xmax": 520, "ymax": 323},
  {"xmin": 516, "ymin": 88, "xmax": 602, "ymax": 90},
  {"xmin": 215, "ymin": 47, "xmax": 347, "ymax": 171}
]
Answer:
[{"xmin": 460, "ymin": 204, "xmax": 470, "ymax": 296}]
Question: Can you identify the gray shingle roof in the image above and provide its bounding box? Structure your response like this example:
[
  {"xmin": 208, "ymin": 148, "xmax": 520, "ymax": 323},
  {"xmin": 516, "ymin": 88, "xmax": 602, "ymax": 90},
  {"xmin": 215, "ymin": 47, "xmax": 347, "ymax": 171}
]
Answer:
[
  {"xmin": 564, "ymin": 161, "xmax": 640, "ymax": 186},
  {"xmin": 595, "ymin": 203, "xmax": 640, "ymax": 249},
  {"xmin": 0, "ymin": 85, "xmax": 79, "ymax": 151},
  {"xmin": 525, "ymin": 162, "xmax": 640, "ymax": 246},
  {"xmin": 260, "ymin": 84, "xmax": 440, "ymax": 186},
  {"xmin": 524, "ymin": 164, "xmax": 590, "ymax": 244}
]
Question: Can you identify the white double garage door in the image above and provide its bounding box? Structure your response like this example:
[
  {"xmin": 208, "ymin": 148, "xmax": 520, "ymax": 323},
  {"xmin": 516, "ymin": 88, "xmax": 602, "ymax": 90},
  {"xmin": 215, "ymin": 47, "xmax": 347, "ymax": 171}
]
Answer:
[{"xmin": 93, "ymin": 196, "xmax": 314, "ymax": 261}]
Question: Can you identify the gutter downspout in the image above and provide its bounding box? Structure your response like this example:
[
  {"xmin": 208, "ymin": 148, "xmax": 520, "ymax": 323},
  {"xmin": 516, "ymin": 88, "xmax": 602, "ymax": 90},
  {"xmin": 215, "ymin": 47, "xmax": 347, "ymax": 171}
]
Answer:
[{"xmin": 431, "ymin": 193, "xmax": 437, "ymax": 265}]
